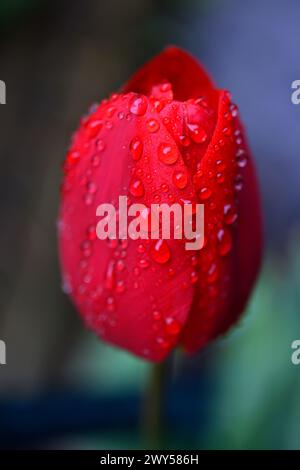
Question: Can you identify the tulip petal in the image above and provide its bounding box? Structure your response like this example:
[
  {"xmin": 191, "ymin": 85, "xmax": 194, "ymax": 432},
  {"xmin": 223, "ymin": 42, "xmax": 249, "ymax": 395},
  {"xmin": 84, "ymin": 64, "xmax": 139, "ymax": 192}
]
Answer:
[
  {"xmin": 123, "ymin": 46, "xmax": 215, "ymax": 101},
  {"xmin": 59, "ymin": 93, "xmax": 198, "ymax": 361},
  {"xmin": 180, "ymin": 91, "xmax": 262, "ymax": 353}
]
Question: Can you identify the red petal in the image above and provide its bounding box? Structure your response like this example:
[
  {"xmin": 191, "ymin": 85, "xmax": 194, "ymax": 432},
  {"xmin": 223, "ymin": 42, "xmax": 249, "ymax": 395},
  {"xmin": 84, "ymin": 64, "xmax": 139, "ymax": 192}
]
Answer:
[
  {"xmin": 123, "ymin": 46, "xmax": 215, "ymax": 101},
  {"xmin": 180, "ymin": 91, "xmax": 263, "ymax": 353},
  {"xmin": 58, "ymin": 93, "xmax": 198, "ymax": 361}
]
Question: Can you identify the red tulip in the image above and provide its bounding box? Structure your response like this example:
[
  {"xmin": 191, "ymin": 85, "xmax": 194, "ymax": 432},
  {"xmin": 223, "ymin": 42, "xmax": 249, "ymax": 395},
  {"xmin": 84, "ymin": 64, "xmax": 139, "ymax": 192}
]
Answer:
[{"xmin": 58, "ymin": 46, "xmax": 262, "ymax": 361}]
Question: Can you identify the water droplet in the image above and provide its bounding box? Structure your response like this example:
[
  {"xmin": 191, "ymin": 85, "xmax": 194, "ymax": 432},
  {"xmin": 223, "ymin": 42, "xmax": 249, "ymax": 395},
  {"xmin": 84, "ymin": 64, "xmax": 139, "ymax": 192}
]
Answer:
[
  {"xmin": 216, "ymin": 172, "xmax": 225, "ymax": 183},
  {"xmin": 133, "ymin": 267, "xmax": 140, "ymax": 276},
  {"xmin": 190, "ymin": 271, "xmax": 199, "ymax": 284},
  {"xmin": 153, "ymin": 310, "xmax": 161, "ymax": 320},
  {"xmin": 106, "ymin": 296, "xmax": 115, "ymax": 312},
  {"xmin": 222, "ymin": 126, "xmax": 232, "ymax": 136},
  {"xmin": 111, "ymin": 93, "xmax": 118, "ymax": 101},
  {"xmin": 146, "ymin": 118, "xmax": 160, "ymax": 133},
  {"xmin": 129, "ymin": 94, "xmax": 148, "ymax": 116},
  {"xmin": 130, "ymin": 136, "xmax": 143, "ymax": 161},
  {"xmin": 152, "ymin": 99, "xmax": 164, "ymax": 112},
  {"xmin": 105, "ymin": 261, "xmax": 115, "ymax": 290},
  {"xmin": 150, "ymin": 239, "xmax": 171, "ymax": 264},
  {"xmin": 129, "ymin": 178, "xmax": 145, "ymax": 198},
  {"xmin": 66, "ymin": 150, "xmax": 80, "ymax": 165},
  {"xmin": 217, "ymin": 227, "xmax": 232, "ymax": 256},
  {"xmin": 137, "ymin": 243, "xmax": 145, "ymax": 253},
  {"xmin": 139, "ymin": 259, "xmax": 149, "ymax": 269},
  {"xmin": 224, "ymin": 204, "xmax": 238, "ymax": 225},
  {"xmin": 234, "ymin": 174, "xmax": 243, "ymax": 191},
  {"xmin": 236, "ymin": 149, "xmax": 247, "ymax": 168},
  {"xmin": 83, "ymin": 273, "xmax": 92, "ymax": 284},
  {"xmin": 207, "ymin": 262, "xmax": 219, "ymax": 283},
  {"xmin": 86, "ymin": 181, "xmax": 98, "ymax": 194},
  {"xmin": 160, "ymin": 82, "xmax": 172, "ymax": 93},
  {"xmin": 216, "ymin": 159, "xmax": 225, "ymax": 170},
  {"xmin": 187, "ymin": 123, "xmax": 208, "ymax": 144},
  {"xmin": 116, "ymin": 280, "xmax": 125, "ymax": 293},
  {"xmin": 80, "ymin": 239, "xmax": 92, "ymax": 257},
  {"xmin": 191, "ymin": 255, "xmax": 198, "ymax": 266},
  {"xmin": 165, "ymin": 317, "xmax": 181, "ymax": 336},
  {"xmin": 230, "ymin": 103, "xmax": 238, "ymax": 117},
  {"xmin": 168, "ymin": 267, "xmax": 175, "ymax": 277},
  {"xmin": 158, "ymin": 143, "xmax": 179, "ymax": 165},
  {"xmin": 116, "ymin": 260, "xmax": 125, "ymax": 272},
  {"xmin": 106, "ymin": 106, "xmax": 116, "ymax": 118},
  {"xmin": 91, "ymin": 155, "xmax": 100, "ymax": 167},
  {"xmin": 96, "ymin": 139, "xmax": 105, "ymax": 151},
  {"xmin": 86, "ymin": 224, "xmax": 97, "ymax": 240},
  {"xmin": 83, "ymin": 193, "xmax": 94, "ymax": 206},
  {"xmin": 179, "ymin": 135, "xmax": 191, "ymax": 147},
  {"xmin": 199, "ymin": 187, "xmax": 212, "ymax": 200},
  {"xmin": 79, "ymin": 258, "xmax": 88, "ymax": 270},
  {"xmin": 156, "ymin": 336, "xmax": 169, "ymax": 349},
  {"xmin": 173, "ymin": 170, "xmax": 188, "ymax": 189},
  {"xmin": 85, "ymin": 119, "xmax": 102, "ymax": 137}
]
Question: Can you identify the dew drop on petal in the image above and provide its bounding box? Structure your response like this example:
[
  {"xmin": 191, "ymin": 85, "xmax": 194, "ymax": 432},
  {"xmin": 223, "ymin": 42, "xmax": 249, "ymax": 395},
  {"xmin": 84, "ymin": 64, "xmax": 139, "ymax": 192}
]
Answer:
[
  {"xmin": 179, "ymin": 135, "xmax": 191, "ymax": 147},
  {"xmin": 190, "ymin": 271, "xmax": 199, "ymax": 284},
  {"xmin": 91, "ymin": 155, "xmax": 100, "ymax": 167},
  {"xmin": 150, "ymin": 239, "xmax": 171, "ymax": 264},
  {"xmin": 146, "ymin": 118, "xmax": 160, "ymax": 133},
  {"xmin": 165, "ymin": 317, "xmax": 181, "ymax": 336},
  {"xmin": 217, "ymin": 227, "xmax": 232, "ymax": 256},
  {"xmin": 156, "ymin": 336, "xmax": 170, "ymax": 349},
  {"xmin": 207, "ymin": 262, "xmax": 219, "ymax": 283},
  {"xmin": 80, "ymin": 239, "xmax": 92, "ymax": 257},
  {"xmin": 86, "ymin": 224, "xmax": 97, "ymax": 240},
  {"xmin": 139, "ymin": 259, "xmax": 150, "ymax": 269},
  {"xmin": 116, "ymin": 280, "xmax": 125, "ymax": 293},
  {"xmin": 236, "ymin": 149, "xmax": 248, "ymax": 168},
  {"xmin": 173, "ymin": 170, "xmax": 188, "ymax": 189},
  {"xmin": 234, "ymin": 174, "xmax": 243, "ymax": 191},
  {"xmin": 130, "ymin": 136, "xmax": 143, "ymax": 161},
  {"xmin": 224, "ymin": 204, "xmax": 238, "ymax": 225},
  {"xmin": 83, "ymin": 193, "xmax": 94, "ymax": 205},
  {"xmin": 199, "ymin": 187, "xmax": 212, "ymax": 200},
  {"xmin": 158, "ymin": 142, "xmax": 179, "ymax": 165},
  {"xmin": 85, "ymin": 119, "xmax": 102, "ymax": 138},
  {"xmin": 187, "ymin": 123, "xmax": 208, "ymax": 144},
  {"xmin": 96, "ymin": 139, "xmax": 105, "ymax": 151},
  {"xmin": 86, "ymin": 181, "xmax": 98, "ymax": 194},
  {"xmin": 105, "ymin": 261, "xmax": 115, "ymax": 290},
  {"xmin": 116, "ymin": 260, "xmax": 125, "ymax": 272},
  {"xmin": 137, "ymin": 243, "xmax": 145, "ymax": 253},
  {"xmin": 153, "ymin": 309, "xmax": 161, "ymax": 320},
  {"xmin": 129, "ymin": 94, "xmax": 148, "ymax": 116},
  {"xmin": 129, "ymin": 178, "xmax": 145, "ymax": 198}
]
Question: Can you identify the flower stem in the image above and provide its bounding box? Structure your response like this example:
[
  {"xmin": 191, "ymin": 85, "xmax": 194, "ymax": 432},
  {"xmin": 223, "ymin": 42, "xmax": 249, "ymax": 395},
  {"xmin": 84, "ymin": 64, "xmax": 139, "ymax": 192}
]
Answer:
[{"xmin": 142, "ymin": 361, "xmax": 167, "ymax": 449}]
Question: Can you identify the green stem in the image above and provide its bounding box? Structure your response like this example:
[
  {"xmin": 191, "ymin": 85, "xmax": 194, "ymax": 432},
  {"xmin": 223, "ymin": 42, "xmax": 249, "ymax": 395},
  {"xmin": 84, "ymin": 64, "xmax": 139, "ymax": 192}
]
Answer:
[{"xmin": 142, "ymin": 361, "xmax": 167, "ymax": 449}]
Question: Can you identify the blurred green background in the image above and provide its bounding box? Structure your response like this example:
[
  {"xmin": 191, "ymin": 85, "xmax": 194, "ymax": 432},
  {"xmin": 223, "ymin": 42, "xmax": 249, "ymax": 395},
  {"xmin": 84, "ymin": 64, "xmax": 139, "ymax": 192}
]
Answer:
[{"xmin": 0, "ymin": 0, "xmax": 299, "ymax": 450}]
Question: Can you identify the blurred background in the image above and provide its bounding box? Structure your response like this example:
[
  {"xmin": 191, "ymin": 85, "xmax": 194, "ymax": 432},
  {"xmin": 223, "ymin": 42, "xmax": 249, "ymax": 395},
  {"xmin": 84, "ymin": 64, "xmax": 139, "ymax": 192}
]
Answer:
[{"xmin": 0, "ymin": 0, "xmax": 300, "ymax": 449}]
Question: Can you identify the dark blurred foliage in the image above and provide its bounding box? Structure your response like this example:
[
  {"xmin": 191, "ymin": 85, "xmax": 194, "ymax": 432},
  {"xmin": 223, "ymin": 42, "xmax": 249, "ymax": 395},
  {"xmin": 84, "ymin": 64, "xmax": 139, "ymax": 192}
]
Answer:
[{"xmin": 0, "ymin": 0, "xmax": 299, "ymax": 450}]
